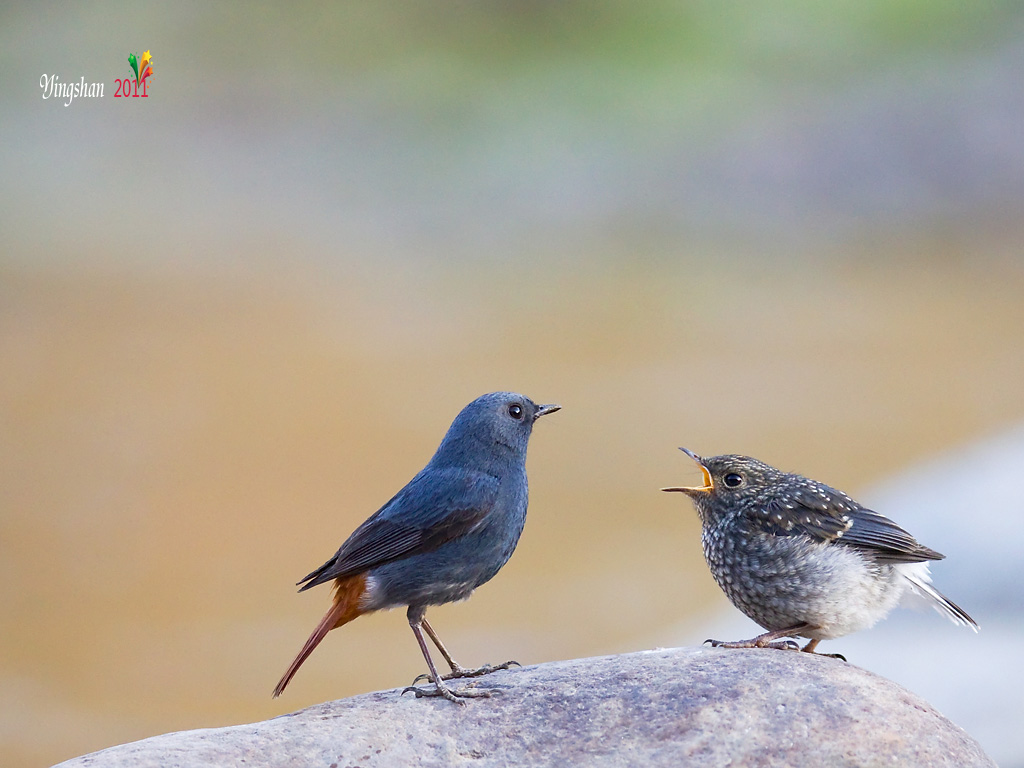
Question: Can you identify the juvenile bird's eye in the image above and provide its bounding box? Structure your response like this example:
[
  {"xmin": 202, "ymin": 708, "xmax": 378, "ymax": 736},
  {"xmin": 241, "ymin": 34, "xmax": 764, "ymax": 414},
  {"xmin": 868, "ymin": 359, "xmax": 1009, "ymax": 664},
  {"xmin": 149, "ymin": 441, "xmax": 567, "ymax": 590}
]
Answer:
[
  {"xmin": 508, "ymin": 403, "xmax": 524, "ymax": 420},
  {"xmin": 724, "ymin": 473, "xmax": 743, "ymax": 488}
]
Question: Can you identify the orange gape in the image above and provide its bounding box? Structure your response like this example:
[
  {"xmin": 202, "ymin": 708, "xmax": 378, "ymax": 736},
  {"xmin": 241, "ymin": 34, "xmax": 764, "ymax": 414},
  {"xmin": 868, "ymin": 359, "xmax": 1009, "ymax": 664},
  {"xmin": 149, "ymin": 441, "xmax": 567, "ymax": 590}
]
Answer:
[{"xmin": 272, "ymin": 574, "xmax": 368, "ymax": 698}]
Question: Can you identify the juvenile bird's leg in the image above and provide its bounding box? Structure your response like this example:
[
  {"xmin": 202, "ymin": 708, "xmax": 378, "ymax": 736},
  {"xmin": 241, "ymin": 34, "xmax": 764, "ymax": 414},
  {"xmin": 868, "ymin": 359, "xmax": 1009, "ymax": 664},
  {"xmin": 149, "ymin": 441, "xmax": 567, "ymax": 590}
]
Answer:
[
  {"xmin": 800, "ymin": 638, "xmax": 846, "ymax": 661},
  {"xmin": 419, "ymin": 617, "xmax": 520, "ymax": 680},
  {"xmin": 706, "ymin": 624, "xmax": 813, "ymax": 652},
  {"xmin": 401, "ymin": 607, "xmax": 492, "ymax": 703}
]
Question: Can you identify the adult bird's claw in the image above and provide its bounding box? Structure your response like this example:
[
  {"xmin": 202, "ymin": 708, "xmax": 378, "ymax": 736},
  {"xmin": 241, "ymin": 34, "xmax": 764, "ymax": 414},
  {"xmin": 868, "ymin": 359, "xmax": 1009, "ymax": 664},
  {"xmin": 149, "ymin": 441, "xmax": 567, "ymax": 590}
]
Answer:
[
  {"xmin": 448, "ymin": 660, "xmax": 521, "ymax": 678},
  {"xmin": 401, "ymin": 683, "xmax": 494, "ymax": 703},
  {"xmin": 410, "ymin": 660, "xmax": 520, "ymax": 686}
]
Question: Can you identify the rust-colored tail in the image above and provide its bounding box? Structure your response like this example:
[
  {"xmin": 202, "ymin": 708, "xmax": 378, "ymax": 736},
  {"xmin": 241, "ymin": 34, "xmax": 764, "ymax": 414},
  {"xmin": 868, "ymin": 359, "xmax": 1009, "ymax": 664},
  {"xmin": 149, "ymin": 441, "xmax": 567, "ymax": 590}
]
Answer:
[{"xmin": 272, "ymin": 573, "xmax": 368, "ymax": 698}]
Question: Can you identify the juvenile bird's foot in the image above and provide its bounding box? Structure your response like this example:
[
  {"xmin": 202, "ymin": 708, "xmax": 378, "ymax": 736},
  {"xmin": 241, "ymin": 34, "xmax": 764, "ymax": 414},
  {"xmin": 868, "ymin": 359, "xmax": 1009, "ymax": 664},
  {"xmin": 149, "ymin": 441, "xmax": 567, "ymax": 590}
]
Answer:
[
  {"xmin": 411, "ymin": 660, "xmax": 521, "ymax": 685},
  {"xmin": 706, "ymin": 637, "xmax": 800, "ymax": 651},
  {"xmin": 800, "ymin": 639, "xmax": 847, "ymax": 661},
  {"xmin": 705, "ymin": 625, "xmax": 813, "ymax": 653},
  {"xmin": 401, "ymin": 681, "xmax": 494, "ymax": 704}
]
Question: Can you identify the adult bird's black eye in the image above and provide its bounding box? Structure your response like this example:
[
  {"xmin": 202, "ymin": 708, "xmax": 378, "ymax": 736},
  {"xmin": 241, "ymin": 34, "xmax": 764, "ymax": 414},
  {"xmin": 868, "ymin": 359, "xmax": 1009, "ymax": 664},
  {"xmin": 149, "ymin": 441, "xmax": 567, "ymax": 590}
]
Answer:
[
  {"xmin": 508, "ymin": 403, "xmax": 524, "ymax": 420},
  {"xmin": 724, "ymin": 473, "xmax": 743, "ymax": 488}
]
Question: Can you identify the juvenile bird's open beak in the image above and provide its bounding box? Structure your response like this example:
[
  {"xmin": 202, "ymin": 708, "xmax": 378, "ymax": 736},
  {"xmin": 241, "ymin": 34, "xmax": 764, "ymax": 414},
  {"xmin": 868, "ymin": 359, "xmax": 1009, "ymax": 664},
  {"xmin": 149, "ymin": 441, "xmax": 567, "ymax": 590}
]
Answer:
[
  {"xmin": 661, "ymin": 447, "xmax": 713, "ymax": 495},
  {"xmin": 533, "ymin": 403, "xmax": 561, "ymax": 420}
]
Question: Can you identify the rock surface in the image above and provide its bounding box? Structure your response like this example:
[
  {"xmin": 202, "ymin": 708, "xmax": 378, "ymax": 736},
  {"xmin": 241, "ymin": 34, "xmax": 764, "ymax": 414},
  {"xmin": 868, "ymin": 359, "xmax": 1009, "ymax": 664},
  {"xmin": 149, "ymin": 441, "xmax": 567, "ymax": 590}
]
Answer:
[{"xmin": 55, "ymin": 647, "xmax": 993, "ymax": 768}]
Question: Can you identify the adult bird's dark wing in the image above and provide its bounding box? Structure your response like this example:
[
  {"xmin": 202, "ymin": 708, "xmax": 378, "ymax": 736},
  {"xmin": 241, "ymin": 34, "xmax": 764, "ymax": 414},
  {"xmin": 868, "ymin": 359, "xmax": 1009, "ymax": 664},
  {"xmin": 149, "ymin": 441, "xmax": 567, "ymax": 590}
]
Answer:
[{"xmin": 296, "ymin": 467, "xmax": 499, "ymax": 591}]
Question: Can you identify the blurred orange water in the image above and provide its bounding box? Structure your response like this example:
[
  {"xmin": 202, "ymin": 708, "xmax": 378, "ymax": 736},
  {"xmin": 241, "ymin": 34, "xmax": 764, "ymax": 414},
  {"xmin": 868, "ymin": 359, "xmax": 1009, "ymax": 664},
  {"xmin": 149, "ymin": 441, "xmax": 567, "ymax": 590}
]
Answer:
[{"xmin": 3, "ymin": 251, "xmax": 1024, "ymax": 766}]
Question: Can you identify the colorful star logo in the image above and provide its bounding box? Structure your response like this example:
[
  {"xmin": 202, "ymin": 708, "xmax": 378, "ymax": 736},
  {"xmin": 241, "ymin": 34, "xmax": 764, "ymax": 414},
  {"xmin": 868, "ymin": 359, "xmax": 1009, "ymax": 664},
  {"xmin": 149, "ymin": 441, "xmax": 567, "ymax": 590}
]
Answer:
[{"xmin": 128, "ymin": 50, "xmax": 154, "ymax": 87}]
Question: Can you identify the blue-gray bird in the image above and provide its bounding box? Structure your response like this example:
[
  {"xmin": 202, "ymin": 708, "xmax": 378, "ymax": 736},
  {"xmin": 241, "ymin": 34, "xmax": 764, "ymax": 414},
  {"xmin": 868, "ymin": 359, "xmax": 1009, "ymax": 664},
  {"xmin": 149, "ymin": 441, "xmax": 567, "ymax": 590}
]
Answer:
[
  {"xmin": 663, "ymin": 449, "xmax": 977, "ymax": 657},
  {"xmin": 273, "ymin": 392, "xmax": 559, "ymax": 702}
]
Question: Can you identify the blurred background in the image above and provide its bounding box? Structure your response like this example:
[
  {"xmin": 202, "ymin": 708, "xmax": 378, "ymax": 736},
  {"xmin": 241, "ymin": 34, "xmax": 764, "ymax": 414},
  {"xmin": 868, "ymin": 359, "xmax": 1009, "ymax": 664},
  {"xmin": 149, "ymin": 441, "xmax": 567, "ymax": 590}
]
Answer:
[{"xmin": 3, "ymin": 2, "xmax": 1024, "ymax": 766}]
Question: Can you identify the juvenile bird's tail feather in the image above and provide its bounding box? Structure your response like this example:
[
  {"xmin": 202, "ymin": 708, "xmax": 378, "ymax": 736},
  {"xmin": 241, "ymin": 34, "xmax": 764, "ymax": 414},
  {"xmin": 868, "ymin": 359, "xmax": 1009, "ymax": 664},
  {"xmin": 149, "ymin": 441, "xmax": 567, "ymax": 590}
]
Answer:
[
  {"xmin": 272, "ymin": 573, "xmax": 369, "ymax": 697},
  {"xmin": 898, "ymin": 562, "xmax": 979, "ymax": 632}
]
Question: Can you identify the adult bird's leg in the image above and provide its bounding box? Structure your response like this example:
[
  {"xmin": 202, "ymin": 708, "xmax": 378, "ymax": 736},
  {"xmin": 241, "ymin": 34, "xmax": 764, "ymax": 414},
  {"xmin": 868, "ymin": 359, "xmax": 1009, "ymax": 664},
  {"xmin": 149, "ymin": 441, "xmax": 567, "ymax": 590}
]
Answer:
[
  {"xmin": 401, "ymin": 607, "xmax": 492, "ymax": 703},
  {"xmin": 705, "ymin": 623, "xmax": 814, "ymax": 652},
  {"xmin": 418, "ymin": 617, "xmax": 520, "ymax": 680}
]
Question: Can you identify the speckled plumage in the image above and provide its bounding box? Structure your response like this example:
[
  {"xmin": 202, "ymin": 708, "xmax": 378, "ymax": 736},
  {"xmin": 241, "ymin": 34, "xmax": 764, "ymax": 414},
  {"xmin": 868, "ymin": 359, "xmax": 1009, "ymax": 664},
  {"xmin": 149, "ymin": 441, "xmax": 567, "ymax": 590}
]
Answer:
[{"xmin": 664, "ymin": 450, "xmax": 977, "ymax": 655}]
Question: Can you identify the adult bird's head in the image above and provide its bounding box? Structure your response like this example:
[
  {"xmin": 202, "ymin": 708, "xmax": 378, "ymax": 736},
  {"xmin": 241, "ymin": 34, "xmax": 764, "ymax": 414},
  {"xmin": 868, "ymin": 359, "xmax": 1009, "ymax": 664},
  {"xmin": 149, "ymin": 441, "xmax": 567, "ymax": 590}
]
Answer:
[{"xmin": 430, "ymin": 392, "xmax": 560, "ymax": 470}]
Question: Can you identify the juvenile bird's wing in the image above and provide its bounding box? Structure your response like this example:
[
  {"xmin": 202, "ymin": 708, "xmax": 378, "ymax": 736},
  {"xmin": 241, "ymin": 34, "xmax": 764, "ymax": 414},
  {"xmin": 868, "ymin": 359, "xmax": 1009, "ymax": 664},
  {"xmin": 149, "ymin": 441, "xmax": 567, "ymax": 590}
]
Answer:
[
  {"xmin": 746, "ymin": 479, "xmax": 855, "ymax": 541},
  {"xmin": 836, "ymin": 507, "xmax": 944, "ymax": 563},
  {"xmin": 752, "ymin": 479, "xmax": 943, "ymax": 564},
  {"xmin": 297, "ymin": 467, "xmax": 499, "ymax": 590}
]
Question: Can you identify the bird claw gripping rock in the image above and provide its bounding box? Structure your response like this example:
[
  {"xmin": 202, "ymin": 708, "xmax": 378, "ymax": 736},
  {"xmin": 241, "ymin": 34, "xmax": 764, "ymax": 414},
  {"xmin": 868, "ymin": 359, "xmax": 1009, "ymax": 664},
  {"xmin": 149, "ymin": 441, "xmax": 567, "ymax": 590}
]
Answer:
[
  {"xmin": 401, "ymin": 682, "xmax": 495, "ymax": 704},
  {"xmin": 706, "ymin": 637, "xmax": 801, "ymax": 652},
  {"xmin": 410, "ymin": 660, "xmax": 521, "ymax": 686}
]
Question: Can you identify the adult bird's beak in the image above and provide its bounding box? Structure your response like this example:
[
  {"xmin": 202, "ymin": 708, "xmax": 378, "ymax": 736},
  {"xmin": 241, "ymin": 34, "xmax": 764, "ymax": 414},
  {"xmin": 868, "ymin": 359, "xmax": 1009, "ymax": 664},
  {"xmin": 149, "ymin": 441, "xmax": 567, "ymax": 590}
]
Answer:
[
  {"xmin": 661, "ymin": 447, "xmax": 714, "ymax": 495},
  {"xmin": 533, "ymin": 403, "xmax": 561, "ymax": 420}
]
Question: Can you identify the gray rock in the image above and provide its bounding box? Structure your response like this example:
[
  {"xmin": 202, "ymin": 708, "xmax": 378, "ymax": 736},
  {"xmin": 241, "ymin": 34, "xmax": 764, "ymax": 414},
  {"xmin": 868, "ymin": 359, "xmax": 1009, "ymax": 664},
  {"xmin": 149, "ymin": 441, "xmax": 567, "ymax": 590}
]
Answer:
[{"xmin": 55, "ymin": 647, "xmax": 993, "ymax": 768}]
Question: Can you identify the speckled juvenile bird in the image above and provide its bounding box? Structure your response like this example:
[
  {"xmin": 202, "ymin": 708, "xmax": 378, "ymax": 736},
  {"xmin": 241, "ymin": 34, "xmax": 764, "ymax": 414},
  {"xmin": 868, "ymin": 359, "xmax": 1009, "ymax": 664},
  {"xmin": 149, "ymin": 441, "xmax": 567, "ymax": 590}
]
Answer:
[
  {"xmin": 663, "ymin": 449, "xmax": 977, "ymax": 656},
  {"xmin": 273, "ymin": 392, "xmax": 560, "ymax": 703}
]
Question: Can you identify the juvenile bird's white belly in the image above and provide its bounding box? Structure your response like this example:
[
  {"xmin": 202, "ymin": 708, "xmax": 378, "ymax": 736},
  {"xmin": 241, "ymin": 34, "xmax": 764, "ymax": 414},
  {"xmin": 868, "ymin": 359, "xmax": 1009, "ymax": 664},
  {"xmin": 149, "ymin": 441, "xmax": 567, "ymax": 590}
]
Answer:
[
  {"xmin": 706, "ymin": 529, "xmax": 908, "ymax": 640},
  {"xmin": 796, "ymin": 545, "xmax": 906, "ymax": 639}
]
